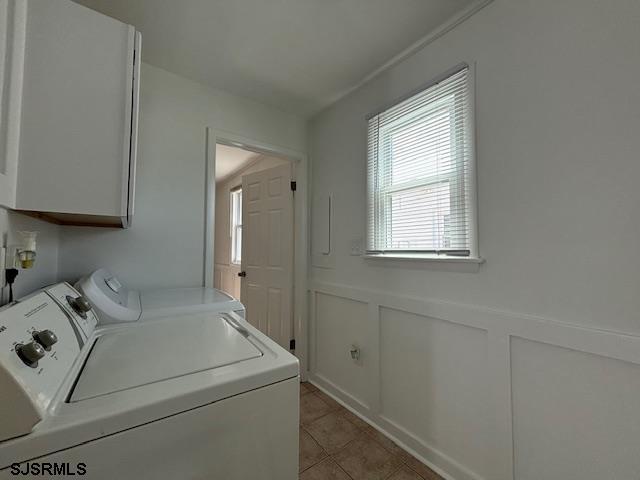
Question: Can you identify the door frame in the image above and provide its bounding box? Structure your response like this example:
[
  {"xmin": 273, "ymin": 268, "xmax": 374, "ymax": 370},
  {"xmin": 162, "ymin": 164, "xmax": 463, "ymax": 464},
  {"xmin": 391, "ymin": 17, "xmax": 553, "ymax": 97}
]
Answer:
[{"xmin": 204, "ymin": 127, "xmax": 309, "ymax": 380}]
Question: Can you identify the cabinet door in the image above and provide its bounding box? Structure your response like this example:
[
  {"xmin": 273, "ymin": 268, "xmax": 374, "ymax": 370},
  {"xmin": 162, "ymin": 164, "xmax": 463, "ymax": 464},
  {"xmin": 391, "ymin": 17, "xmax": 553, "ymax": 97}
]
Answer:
[
  {"xmin": 16, "ymin": 0, "xmax": 135, "ymax": 219},
  {"xmin": 0, "ymin": 0, "xmax": 26, "ymax": 209}
]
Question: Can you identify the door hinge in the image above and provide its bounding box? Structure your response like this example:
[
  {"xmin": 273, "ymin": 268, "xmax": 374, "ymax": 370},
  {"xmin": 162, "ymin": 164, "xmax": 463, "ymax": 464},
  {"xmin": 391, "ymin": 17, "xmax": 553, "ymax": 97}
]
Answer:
[
  {"xmin": 290, "ymin": 181, "xmax": 297, "ymax": 192},
  {"xmin": 289, "ymin": 339, "xmax": 296, "ymax": 350}
]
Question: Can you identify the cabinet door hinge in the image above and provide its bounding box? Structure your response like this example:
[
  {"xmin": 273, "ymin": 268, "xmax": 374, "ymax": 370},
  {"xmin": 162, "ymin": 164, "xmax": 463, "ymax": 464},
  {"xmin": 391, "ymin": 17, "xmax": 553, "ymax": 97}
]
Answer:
[
  {"xmin": 289, "ymin": 339, "xmax": 296, "ymax": 350},
  {"xmin": 290, "ymin": 181, "xmax": 297, "ymax": 192}
]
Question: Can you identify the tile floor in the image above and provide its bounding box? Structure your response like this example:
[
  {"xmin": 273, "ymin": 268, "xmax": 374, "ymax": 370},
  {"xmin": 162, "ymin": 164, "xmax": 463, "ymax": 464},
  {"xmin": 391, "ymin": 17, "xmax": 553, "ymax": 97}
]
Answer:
[{"xmin": 299, "ymin": 382, "xmax": 443, "ymax": 480}]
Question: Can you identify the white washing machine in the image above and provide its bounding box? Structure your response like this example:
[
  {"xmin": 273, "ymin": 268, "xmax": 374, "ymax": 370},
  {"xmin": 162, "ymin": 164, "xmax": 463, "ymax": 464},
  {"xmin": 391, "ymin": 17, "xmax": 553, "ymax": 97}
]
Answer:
[
  {"xmin": 76, "ymin": 268, "xmax": 245, "ymax": 324},
  {"xmin": 0, "ymin": 283, "xmax": 299, "ymax": 479}
]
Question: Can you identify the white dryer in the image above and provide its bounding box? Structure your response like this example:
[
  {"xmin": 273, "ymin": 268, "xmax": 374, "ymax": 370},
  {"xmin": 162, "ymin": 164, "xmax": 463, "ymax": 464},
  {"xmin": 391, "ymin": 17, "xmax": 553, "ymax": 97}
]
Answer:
[
  {"xmin": 0, "ymin": 283, "xmax": 299, "ymax": 479},
  {"xmin": 76, "ymin": 268, "xmax": 245, "ymax": 324}
]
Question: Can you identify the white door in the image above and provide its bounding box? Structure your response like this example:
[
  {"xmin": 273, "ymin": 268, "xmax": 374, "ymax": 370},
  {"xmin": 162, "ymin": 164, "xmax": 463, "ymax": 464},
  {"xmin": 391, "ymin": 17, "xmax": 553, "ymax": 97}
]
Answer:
[{"xmin": 240, "ymin": 164, "xmax": 294, "ymax": 350}]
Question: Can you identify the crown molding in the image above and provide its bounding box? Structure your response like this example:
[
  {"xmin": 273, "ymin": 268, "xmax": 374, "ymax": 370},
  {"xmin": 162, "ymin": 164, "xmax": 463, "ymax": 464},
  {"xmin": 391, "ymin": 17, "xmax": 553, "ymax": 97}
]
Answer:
[{"xmin": 314, "ymin": 0, "xmax": 494, "ymax": 118}]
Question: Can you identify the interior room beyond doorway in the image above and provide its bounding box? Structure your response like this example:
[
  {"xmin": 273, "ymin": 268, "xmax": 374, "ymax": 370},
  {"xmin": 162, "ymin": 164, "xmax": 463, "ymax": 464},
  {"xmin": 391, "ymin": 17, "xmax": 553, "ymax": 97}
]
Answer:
[{"xmin": 213, "ymin": 143, "xmax": 295, "ymax": 351}]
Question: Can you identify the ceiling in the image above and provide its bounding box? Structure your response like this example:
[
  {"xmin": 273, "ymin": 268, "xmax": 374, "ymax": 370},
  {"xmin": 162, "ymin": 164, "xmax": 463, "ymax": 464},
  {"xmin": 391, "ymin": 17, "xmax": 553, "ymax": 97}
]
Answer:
[
  {"xmin": 215, "ymin": 144, "xmax": 261, "ymax": 182},
  {"xmin": 73, "ymin": 0, "xmax": 478, "ymax": 116}
]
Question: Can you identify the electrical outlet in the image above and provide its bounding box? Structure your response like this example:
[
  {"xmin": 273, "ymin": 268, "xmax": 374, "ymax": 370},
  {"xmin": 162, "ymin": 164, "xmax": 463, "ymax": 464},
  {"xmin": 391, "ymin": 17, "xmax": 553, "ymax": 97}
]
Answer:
[{"xmin": 0, "ymin": 246, "xmax": 6, "ymax": 289}]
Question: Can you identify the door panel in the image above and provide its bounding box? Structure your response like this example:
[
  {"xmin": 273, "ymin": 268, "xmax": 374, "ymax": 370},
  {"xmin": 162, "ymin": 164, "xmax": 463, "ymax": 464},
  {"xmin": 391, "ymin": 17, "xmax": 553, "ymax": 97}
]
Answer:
[
  {"xmin": 246, "ymin": 284, "xmax": 264, "ymax": 330},
  {"xmin": 247, "ymin": 181, "xmax": 261, "ymax": 201},
  {"xmin": 246, "ymin": 211, "xmax": 263, "ymax": 267},
  {"xmin": 268, "ymin": 209, "xmax": 283, "ymax": 266},
  {"xmin": 268, "ymin": 177, "xmax": 283, "ymax": 197},
  {"xmin": 267, "ymin": 287, "xmax": 283, "ymax": 341},
  {"xmin": 241, "ymin": 164, "xmax": 293, "ymax": 350}
]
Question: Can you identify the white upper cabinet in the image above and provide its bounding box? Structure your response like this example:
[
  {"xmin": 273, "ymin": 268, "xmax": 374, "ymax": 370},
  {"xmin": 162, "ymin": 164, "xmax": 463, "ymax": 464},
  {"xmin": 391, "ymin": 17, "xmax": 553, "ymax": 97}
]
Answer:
[
  {"xmin": 5, "ymin": 0, "xmax": 141, "ymax": 227},
  {"xmin": 0, "ymin": 0, "xmax": 26, "ymax": 209}
]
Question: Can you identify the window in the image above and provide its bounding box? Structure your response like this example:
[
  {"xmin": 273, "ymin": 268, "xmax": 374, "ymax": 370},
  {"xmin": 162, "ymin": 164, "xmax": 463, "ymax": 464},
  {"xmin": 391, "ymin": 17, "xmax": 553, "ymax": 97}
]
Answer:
[
  {"xmin": 366, "ymin": 65, "xmax": 476, "ymax": 259},
  {"xmin": 230, "ymin": 188, "xmax": 242, "ymax": 265}
]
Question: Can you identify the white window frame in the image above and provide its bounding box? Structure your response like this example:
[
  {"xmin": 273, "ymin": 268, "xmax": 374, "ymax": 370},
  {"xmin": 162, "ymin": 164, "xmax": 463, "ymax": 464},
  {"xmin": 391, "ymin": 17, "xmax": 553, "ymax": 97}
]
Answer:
[
  {"xmin": 230, "ymin": 187, "xmax": 242, "ymax": 265},
  {"xmin": 365, "ymin": 63, "xmax": 481, "ymax": 264}
]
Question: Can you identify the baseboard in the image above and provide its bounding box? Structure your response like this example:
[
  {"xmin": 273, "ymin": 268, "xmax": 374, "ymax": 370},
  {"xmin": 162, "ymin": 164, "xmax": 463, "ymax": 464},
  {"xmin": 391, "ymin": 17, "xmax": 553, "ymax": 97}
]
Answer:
[{"xmin": 308, "ymin": 374, "xmax": 482, "ymax": 480}]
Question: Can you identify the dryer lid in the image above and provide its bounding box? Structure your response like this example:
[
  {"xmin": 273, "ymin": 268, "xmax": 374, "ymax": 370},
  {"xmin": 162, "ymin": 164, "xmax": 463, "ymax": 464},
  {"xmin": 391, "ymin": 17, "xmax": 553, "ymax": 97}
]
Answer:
[
  {"xmin": 70, "ymin": 315, "xmax": 262, "ymax": 402},
  {"xmin": 140, "ymin": 287, "xmax": 236, "ymax": 311}
]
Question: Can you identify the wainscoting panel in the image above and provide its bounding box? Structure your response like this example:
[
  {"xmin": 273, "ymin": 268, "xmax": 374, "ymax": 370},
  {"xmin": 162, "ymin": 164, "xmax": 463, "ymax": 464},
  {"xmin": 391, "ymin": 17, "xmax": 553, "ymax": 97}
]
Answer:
[
  {"xmin": 213, "ymin": 263, "xmax": 241, "ymax": 299},
  {"xmin": 308, "ymin": 281, "xmax": 640, "ymax": 480},
  {"xmin": 313, "ymin": 292, "xmax": 371, "ymax": 408},
  {"xmin": 511, "ymin": 337, "xmax": 640, "ymax": 480},
  {"xmin": 379, "ymin": 307, "xmax": 490, "ymax": 479}
]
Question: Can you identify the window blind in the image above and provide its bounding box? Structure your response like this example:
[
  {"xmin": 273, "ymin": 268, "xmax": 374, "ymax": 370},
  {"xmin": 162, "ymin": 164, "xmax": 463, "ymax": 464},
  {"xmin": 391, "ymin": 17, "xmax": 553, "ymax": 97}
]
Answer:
[{"xmin": 366, "ymin": 65, "xmax": 474, "ymax": 257}]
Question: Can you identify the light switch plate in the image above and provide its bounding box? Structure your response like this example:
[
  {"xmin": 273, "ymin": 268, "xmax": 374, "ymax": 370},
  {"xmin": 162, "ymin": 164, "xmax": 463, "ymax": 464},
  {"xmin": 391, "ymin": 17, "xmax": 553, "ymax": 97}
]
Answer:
[{"xmin": 349, "ymin": 237, "xmax": 363, "ymax": 256}]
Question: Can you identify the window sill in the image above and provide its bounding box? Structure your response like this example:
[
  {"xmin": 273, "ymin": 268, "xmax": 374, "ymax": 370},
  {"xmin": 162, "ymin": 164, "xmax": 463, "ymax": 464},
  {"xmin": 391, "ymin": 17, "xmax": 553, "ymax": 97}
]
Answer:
[{"xmin": 362, "ymin": 253, "xmax": 484, "ymax": 272}]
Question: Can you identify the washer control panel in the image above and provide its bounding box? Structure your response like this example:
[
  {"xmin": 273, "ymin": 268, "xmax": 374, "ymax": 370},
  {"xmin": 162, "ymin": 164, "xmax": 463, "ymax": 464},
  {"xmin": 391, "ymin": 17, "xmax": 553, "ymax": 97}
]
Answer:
[
  {"xmin": 0, "ymin": 283, "xmax": 93, "ymax": 442},
  {"xmin": 46, "ymin": 283, "xmax": 98, "ymax": 341}
]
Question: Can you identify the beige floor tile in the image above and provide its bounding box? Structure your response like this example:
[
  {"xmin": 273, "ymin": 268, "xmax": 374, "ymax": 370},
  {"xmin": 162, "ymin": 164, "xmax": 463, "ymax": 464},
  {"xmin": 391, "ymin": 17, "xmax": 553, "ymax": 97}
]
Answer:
[
  {"xmin": 300, "ymin": 391, "xmax": 334, "ymax": 425},
  {"xmin": 403, "ymin": 455, "xmax": 443, "ymax": 480},
  {"xmin": 305, "ymin": 412, "xmax": 361, "ymax": 454},
  {"xmin": 300, "ymin": 382, "xmax": 315, "ymax": 396},
  {"xmin": 387, "ymin": 465, "xmax": 425, "ymax": 480},
  {"xmin": 333, "ymin": 433, "xmax": 402, "ymax": 480},
  {"xmin": 302, "ymin": 382, "xmax": 319, "ymax": 393},
  {"xmin": 363, "ymin": 425, "xmax": 409, "ymax": 459},
  {"xmin": 312, "ymin": 390, "xmax": 343, "ymax": 411},
  {"xmin": 298, "ymin": 386, "xmax": 444, "ymax": 480},
  {"xmin": 299, "ymin": 458, "xmax": 351, "ymax": 480},
  {"xmin": 299, "ymin": 428, "xmax": 328, "ymax": 473},
  {"xmin": 341, "ymin": 409, "xmax": 369, "ymax": 430}
]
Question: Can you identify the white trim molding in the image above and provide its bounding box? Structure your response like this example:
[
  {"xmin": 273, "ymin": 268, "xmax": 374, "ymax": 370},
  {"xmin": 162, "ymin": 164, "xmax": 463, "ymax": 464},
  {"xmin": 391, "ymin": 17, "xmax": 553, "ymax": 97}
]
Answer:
[{"xmin": 321, "ymin": 0, "xmax": 494, "ymax": 113}]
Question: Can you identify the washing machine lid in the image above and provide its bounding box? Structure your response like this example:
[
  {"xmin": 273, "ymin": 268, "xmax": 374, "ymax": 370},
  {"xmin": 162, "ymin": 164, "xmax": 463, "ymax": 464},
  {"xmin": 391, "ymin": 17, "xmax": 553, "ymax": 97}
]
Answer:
[
  {"xmin": 70, "ymin": 315, "xmax": 262, "ymax": 402},
  {"xmin": 140, "ymin": 287, "xmax": 239, "ymax": 316}
]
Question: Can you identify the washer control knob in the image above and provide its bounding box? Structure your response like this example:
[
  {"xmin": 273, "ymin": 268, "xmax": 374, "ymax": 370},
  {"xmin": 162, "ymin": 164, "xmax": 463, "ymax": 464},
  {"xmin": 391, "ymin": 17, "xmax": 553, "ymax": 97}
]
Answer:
[
  {"xmin": 33, "ymin": 329, "xmax": 58, "ymax": 351},
  {"xmin": 16, "ymin": 341, "xmax": 46, "ymax": 368},
  {"xmin": 66, "ymin": 295, "xmax": 92, "ymax": 319}
]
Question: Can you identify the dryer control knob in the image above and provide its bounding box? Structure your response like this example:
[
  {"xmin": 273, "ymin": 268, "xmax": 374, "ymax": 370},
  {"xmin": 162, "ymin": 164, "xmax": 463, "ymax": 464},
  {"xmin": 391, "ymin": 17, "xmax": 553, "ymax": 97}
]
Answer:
[
  {"xmin": 66, "ymin": 295, "xmax": 92, "ymax": 319},
  {"xmin": 33, "ymin": 329, "xmax": 58, "ymax": 351},
  {"xmin": 16, "ymin": 341, "xmax": 46, "ymax": 368}
]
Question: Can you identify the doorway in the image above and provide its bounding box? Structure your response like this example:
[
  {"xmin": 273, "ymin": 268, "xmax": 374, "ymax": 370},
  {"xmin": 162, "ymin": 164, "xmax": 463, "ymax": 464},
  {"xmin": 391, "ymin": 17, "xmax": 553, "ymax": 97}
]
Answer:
[
  {"xmin": 213, "ymin": 144, "xmax": 293, "ymax": 306},
  {"xmin": 211, "ymin": 142, "xmax": 296, "ymax": 352}
]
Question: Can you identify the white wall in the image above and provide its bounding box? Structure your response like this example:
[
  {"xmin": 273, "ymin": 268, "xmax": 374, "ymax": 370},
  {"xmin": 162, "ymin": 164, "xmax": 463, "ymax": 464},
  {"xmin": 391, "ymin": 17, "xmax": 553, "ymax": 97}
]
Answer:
[
  {"xmin": 58, "ymin": 63, "xmax": 306, "ymax": 289},
  {"xmin": 0, "ymin": 207, "xmax": 60, "ymax": 302},
  {"xmin": 308, "ymin": 1, "xmax": 640, "ymax": 479},
  {"xmin": 214, "ymin": 154, "xmax": 289, "ymax": 299}
]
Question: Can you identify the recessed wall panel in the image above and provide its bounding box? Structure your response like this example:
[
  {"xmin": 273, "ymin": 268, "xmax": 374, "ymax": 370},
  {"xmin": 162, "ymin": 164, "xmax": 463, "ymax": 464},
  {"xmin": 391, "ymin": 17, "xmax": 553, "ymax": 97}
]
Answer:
[
  {"xmin": 379, "ymin": 307, "xmax": 489, "ymax": 478},
  {"xmin": 512, "ymin": 337, "xmax": 640, "ymax": 480},
  {"xmin": 314, "ymin": 292, "xmax": 369, "ymax": 406}
]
